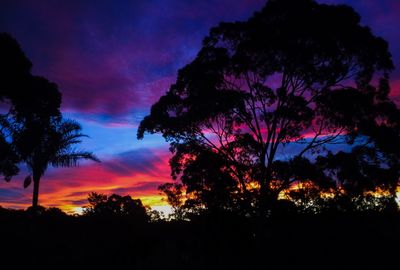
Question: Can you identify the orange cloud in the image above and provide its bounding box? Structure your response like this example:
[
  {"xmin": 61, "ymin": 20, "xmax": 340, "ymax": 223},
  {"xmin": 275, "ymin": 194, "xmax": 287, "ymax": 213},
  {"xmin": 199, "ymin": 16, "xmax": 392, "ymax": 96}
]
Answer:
[{"xmin": 0, "ymin": 148, "xmax": 172, "ymax": 214}]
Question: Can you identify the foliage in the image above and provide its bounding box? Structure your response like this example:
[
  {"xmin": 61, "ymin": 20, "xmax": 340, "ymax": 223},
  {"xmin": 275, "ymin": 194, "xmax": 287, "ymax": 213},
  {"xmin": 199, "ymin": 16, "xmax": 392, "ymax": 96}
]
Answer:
[
  {"xmin": 0, "ymin": 33, "xmax": 62, "ymax": 179},
  {"xmin": 139, "ymin": 0, "xmax": 399, "ymax": 216},
  {"xmin": 1, "ymin": 204, "xmax": 399, "ymax": 269},
  {"xmin": 83, "ymin": 192, "xmax": 149, "ymax": 221},
  {"xmin": 13, "ymin": 118, "xmax": 99, "ymax": 179},
  {"xmin": 0, "ymin": 32, "xmax": 99, "ymax": 207}
]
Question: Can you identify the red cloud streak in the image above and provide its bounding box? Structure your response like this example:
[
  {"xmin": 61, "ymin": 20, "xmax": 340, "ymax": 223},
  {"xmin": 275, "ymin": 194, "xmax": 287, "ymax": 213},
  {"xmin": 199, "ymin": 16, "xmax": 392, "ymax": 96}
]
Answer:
[{"xmin": 0, "ymin": 148, "xmax": 172, "ymax": 213}]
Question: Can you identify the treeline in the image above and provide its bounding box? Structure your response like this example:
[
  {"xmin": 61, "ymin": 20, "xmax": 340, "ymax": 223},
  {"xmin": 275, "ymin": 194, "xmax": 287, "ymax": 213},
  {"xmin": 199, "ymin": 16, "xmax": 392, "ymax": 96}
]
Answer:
[
  {"xmin": 0, "ymin": 192, "xmax": 153, "ymax": 221},
  {"xmin": 0, "ymin": 199, "xmax": 399, "ymax": 269}
]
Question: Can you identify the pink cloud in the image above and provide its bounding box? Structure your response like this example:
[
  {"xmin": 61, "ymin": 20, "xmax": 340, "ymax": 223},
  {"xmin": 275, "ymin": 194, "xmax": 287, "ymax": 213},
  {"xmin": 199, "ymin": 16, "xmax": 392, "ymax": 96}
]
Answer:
[{"xmin": 0, "ymin": 147, "xmax": 172, "ymax": 212}]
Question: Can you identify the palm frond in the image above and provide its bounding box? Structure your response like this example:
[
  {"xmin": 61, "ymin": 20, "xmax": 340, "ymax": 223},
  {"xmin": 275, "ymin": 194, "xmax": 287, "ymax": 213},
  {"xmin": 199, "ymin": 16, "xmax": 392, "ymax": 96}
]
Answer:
[
  {"xmin": 58, "ymin": 119, "xmax": 82, "ymax": 134},
  {"xmin": 50, "ymin": 151, "xmax": 100, "ymax": 168}
]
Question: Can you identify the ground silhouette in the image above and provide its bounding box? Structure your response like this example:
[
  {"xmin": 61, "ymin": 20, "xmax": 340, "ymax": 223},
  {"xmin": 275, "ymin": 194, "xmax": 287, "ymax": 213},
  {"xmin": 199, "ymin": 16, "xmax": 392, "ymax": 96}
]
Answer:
[{"xmin": 0, "ymin": 205, "xmax": 399, "ymax": 269}]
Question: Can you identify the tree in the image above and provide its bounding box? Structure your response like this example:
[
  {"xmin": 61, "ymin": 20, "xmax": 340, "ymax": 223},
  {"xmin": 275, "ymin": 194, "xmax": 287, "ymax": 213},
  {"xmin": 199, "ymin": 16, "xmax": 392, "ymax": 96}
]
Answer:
[
  {"xmin": 138, "ymin": 0, "xmax": 397, "ymax": 215},
  {"xmin": 0, "ymin": 33, "xmax": 99, "ymax": 208},
  {"xmin": 84, "ymin": 192, "xmax": 149, "ymax": 221},
  {"xmin": 0, "ymin": 32, "xmax": 32, "ymax": 179},
  {"xmin": 0, "ymin": 32, "xmax": 62, "ymax": 181},
  {"xmin": 0, "ymin": 131, "xmax": 19, "ymax": 181},
  {"xmin": 14, "ymin": 118, "xmax": 99, "ymax": 208}
]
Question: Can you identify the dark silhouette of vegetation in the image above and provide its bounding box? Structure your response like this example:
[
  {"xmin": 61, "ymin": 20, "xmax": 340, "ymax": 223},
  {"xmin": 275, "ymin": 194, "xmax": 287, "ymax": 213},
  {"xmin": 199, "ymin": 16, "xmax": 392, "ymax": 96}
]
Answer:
[
  {"xmin": 139, "ymin": 0, "xmax": 400, "ymax": 217},
  {"xmin": 0, "ymin": 203, "xmax": 399, "ymax": 269},
  {"xmin": 0, "ymin": 1, "xmax": 399, "ymax": 269},
  {"xmin": 14, "ymin": 118, "xmax": 99, "ymax": 208},
  {"xmin": 0, "ymin": 33, "xmax": 99, "ymax": 208},
  {"xmin": 83, "ymin": 192, "xmax": 149, "ymax": 221}
]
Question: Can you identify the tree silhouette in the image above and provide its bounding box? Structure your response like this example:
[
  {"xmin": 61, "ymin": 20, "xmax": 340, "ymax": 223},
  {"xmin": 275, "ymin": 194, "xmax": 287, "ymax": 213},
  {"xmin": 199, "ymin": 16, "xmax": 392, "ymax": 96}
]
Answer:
[
  {"xmin": 84, "ymin": 192, "xmax": 149, "ymax": 221},
  {"xmin": 138, "ymin": 0, "xmax": 397, "ymax": 215},
  {"xmin": 0, "ymin": 33, "xmax": 99, "ymax": 208},
  {"xmin": 0, "ymin": 33, "xmax": 62, "ymax": 181},
  {"xmin": 0, "ymin": 130, "xmax": 19, "ymax": 181},
  {"xmin": 0, "ymin": 33, "xmax": 31, "ymax": 179},
  {"xmin": 13, "ymin": 119, "xmax": 99, "ymax": 208}
]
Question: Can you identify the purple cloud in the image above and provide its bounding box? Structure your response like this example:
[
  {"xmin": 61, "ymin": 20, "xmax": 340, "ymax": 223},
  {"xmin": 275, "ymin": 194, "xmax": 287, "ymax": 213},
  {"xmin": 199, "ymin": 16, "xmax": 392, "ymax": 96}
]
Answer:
[{"xmin": 0, "ymin": 0, "xmax": 267, "ymax": 117}]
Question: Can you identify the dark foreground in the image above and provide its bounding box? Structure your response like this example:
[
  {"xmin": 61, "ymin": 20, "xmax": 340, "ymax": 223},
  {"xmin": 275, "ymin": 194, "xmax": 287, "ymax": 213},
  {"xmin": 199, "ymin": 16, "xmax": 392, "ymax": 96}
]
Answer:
[{"xmin": 1, "ymin": 211, "xmax": 399, "ymax": 269}]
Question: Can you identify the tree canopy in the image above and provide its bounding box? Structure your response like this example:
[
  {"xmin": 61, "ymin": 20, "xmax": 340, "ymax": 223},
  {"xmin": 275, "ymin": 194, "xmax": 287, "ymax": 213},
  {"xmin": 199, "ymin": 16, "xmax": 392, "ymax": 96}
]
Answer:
[
  {"xmin": 0, "ymin": 33, "xmax": 62, "ymax": 181},
  {"xmin": 138, "ymin": 0, "xmax": 399, "ymax": 216},
  {"xmin": 84, "ymin": 192, "xmax": 149, "ymax": 221}
]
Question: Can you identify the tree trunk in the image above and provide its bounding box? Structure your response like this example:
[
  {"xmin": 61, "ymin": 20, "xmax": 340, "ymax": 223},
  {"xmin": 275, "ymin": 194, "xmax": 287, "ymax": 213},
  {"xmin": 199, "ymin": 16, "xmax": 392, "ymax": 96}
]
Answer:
[
  {"xmin": 259, "ymin": 163, "xmax": 271, "ymax": 213},
  {"xmin": 259, "ymin": 164, "xmax": 280, "ymax": 215},
  {"xmin": 32, "ymin": 174, "xmax": 40, "ymax": 208}
]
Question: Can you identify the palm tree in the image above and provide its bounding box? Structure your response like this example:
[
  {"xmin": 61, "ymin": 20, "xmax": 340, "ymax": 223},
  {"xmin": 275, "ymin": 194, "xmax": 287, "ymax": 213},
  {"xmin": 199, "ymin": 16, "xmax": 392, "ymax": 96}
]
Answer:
[{"xmin": 17, "ymin": 118, "xmax": 99, "ymax": 208}]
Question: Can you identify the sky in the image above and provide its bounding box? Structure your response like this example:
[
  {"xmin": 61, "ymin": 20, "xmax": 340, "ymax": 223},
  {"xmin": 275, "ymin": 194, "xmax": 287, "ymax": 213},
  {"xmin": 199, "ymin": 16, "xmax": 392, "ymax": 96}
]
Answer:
[{"xmin": 0, "ymin": 0, "xmax": 399, "ymax": 213}]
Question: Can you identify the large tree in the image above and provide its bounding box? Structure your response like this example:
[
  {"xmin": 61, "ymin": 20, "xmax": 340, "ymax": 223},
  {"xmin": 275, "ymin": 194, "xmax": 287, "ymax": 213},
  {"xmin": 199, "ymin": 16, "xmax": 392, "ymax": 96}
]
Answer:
[{"xmin": 138, "ymin": 0, "xmax": 398, "ymax": 215}]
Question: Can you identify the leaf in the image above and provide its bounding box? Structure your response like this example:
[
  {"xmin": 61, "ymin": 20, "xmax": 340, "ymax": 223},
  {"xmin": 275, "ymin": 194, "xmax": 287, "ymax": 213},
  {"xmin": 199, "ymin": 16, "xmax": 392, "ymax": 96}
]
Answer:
[{"xmin": 23, "ymin": 175, "xmax": 32, "ymax": 188}]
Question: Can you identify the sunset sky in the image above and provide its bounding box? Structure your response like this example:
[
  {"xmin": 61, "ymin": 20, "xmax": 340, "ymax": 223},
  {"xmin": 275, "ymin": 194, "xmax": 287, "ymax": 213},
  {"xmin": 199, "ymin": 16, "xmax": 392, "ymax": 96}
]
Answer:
[{"xmin": 0, "ymin": 0, "xmax": 399, "ymax": 213}]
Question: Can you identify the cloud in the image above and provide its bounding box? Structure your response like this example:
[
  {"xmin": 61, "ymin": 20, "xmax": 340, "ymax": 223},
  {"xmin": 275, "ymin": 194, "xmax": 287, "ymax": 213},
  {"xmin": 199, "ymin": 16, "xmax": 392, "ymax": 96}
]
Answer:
[
  {"xmin": 0, "ymin": 0, "xmax": 266, "ymax": 118},
  {"xmin": 2, "ymin": 0, "xmax": 398, "ymax": 119},
  {"xmin": 101, "ymin": 149, "xmax": 170, "ymax": 177},
  {"xmin": 390, "ymin": 79, "xmax": 400, "ymax": 103},
  {"xmin": 0, "ymin": 147, "xmax": 172, "ymax": 212},
  {"xmin": 110, "ymin": 181, "xmax": 163, "ymax": 194}
]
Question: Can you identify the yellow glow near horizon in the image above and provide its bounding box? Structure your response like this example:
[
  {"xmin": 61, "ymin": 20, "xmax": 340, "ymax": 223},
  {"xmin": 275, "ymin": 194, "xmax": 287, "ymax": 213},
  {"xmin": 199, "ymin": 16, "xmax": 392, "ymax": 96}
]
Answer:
[
  {"xmin": 0, "ymin": 194, "xmax": 168, "ymax": 215},
  {"xmin": 2, "ymin": 183, "xmax": 399, "ymax": 214},
  {"xmin": 57, "ymin": 194, "xmax": 168, "ymax": 215},
  {"xmin": 278, "ymin": 183, "xmax": 400, "ymax": 209}
]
